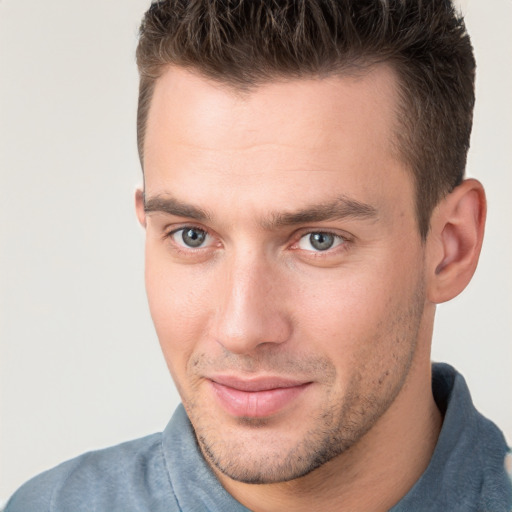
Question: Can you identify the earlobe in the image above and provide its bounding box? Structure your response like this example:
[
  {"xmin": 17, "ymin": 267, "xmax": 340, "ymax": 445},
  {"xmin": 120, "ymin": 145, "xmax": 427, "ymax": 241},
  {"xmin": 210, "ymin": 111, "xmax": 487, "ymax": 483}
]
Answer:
[
  {"xmin": 135, "ymin": 187, "xmax": 147, "ymax": 228},
  {"xmin": 427, "ymin": 179, "xmax": 486, "ymax": 304}
]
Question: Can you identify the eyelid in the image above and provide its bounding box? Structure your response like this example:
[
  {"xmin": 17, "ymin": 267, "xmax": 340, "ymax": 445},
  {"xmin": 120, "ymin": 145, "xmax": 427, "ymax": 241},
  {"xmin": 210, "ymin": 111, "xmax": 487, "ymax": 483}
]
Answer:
[
  {"xmin": 298, "ymin": 232, "xmax": 345, "ymax": 251},
  {"xmin": 290, "ymin": 229, "xmax": 352, "ymax": 254},
  {"xmin": 165, "ymin": 225, "xmax": 217, "ymax": 250}
]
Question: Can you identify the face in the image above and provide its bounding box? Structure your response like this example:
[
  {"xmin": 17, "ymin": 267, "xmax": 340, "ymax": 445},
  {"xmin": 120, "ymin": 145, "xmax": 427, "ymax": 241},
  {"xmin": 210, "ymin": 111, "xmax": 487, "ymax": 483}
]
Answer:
[{"xmin": 139, "ymin": 65, "xmax": 429, "ymax": 484}]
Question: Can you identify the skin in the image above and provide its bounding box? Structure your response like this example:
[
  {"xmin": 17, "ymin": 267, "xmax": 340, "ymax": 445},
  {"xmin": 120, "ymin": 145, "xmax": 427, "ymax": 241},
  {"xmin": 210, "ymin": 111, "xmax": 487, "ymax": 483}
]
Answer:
[{"xmin": 136, "ymin": 65, "xmax": 486, "ymax": 512}]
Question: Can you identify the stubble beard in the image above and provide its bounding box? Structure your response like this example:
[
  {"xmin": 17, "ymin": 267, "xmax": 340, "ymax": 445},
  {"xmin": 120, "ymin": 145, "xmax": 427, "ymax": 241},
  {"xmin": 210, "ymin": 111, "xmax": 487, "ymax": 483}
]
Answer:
[
  {"xmin": 192, "ymin": 371, "xmax": 413, "ymax": 484},
  {"xmin": 183, "ymin": 286, "xmax": 425, "ymax": 485},
  {"xmin": 195, "ymin": 392, "xmax": 394, "ymax": 484}
]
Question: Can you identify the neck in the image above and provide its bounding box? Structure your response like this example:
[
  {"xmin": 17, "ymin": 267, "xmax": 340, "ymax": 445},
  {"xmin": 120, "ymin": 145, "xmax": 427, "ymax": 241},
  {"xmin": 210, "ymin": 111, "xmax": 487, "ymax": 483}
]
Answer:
[{"xmin": 215, "ymin": 327, "xmax": 442, "ymax": 511}]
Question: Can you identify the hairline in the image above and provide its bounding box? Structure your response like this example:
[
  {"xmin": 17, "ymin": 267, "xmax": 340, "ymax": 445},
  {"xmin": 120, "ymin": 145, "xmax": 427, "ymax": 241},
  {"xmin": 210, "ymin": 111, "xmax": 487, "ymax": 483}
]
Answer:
[{"xmin": 137, "ymin": 60, "xmax": 439, "ymax": 240}]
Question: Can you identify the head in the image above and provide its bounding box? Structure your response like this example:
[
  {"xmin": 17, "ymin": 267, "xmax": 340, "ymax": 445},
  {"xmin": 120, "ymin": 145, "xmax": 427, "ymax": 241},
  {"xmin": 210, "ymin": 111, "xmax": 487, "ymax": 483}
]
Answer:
[{"xmin": 134, "ymin": 0, "xmax": 485, "ymax": 487}]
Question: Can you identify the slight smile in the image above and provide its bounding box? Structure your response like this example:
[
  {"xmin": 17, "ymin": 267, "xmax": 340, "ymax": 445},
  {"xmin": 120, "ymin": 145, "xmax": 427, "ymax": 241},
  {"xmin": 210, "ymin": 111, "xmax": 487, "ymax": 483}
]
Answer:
[{"xmin": 208, "ymin": 376, "xmax": 312, "ymax": 418}]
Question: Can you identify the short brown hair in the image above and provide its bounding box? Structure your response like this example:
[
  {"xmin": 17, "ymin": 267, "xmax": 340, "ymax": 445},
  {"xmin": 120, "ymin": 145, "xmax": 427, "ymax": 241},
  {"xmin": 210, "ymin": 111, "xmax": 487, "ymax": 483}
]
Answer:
[{"xmin": 136, "ymin": 0, "xmax": 475, "ymax": 238}]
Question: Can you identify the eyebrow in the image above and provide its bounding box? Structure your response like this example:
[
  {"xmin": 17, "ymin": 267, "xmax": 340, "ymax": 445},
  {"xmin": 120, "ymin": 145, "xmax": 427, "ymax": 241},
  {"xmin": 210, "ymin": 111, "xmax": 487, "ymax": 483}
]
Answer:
[
  {"xmin": 263, "ymin": 196, "xmax": 378, "ymax": 229},
  {"xmin": 144, "ymin": 195, "xmax": 212, "ymax": 221},
  {"xmin": 144, "ymin": 193, "xmax": 378, "ymax": 227}
]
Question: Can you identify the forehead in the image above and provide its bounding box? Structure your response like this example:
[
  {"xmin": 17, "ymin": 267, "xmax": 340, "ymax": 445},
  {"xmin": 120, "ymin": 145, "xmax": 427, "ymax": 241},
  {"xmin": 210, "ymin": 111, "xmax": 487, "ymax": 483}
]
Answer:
[
  {"xmin": 143, "ymin": 65, "xmax": 413, "ymax": 221},
  {"xmin": 145, "ymin": 64, "xmax": 400, "ymax": 152}
]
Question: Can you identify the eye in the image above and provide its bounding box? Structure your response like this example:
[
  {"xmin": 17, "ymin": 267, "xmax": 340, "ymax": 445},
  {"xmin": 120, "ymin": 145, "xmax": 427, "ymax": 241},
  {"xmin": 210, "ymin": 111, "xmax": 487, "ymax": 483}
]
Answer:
[
  {"xmin": 171, "ymin": 227, "xmax": 210, "ymax": 248},
  {"xmin": 298, "ymin": 232, "xmax": 345, "ymax": 252}
]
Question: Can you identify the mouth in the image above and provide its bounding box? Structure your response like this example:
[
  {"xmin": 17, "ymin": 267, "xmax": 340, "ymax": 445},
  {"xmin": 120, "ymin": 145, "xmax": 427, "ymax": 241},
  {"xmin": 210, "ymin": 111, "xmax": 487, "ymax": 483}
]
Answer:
[{"xmin": 207, "ymin": 375, "xmax": 312, "ymax": 418}]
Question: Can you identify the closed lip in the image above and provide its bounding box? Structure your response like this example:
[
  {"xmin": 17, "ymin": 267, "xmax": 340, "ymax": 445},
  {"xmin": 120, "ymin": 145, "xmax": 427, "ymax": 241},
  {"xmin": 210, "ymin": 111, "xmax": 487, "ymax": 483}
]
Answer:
[{"xmin": 207, "ymin": 375, "xmax": 312, "ymax": 417}]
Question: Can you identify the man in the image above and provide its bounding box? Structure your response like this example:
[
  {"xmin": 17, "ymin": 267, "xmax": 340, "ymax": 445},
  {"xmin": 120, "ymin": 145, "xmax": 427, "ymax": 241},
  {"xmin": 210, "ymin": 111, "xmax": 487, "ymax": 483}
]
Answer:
[{"xmin": 5, "ymin": 0, "xmax": 511, "ymax": 511}]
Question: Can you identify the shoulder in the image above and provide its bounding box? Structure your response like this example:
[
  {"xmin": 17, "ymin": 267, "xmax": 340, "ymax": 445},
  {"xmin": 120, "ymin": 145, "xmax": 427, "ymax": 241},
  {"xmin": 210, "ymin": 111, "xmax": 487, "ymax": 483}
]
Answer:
[{"xmin": 5, "ymin": 433, "xmax": 178, "ymax": 512}]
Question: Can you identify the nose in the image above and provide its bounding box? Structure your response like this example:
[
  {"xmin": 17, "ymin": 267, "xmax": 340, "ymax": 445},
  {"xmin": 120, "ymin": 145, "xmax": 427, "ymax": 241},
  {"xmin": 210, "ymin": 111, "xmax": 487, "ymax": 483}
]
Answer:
[{"xmin": 211, "ymin": 253, "xmax": 292, "ymax": 355}]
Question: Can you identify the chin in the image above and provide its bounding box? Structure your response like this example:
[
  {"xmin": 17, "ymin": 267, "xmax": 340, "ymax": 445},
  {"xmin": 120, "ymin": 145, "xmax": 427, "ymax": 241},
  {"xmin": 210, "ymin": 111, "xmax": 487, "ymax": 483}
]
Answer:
[{"xmin": 190, "ymin": 401, "xmax": 375, "ymax": 485}]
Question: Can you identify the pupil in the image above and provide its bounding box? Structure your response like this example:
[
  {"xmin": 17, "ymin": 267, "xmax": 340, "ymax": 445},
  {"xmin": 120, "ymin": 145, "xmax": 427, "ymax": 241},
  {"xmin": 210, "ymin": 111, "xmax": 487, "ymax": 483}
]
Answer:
[
  {"xmin": 182, "ymin": 228, "xmax": 206, "ymax": 247},
  {"xmin": 310, "ymin": 232, "xmax": 334, "ymax": 251}
]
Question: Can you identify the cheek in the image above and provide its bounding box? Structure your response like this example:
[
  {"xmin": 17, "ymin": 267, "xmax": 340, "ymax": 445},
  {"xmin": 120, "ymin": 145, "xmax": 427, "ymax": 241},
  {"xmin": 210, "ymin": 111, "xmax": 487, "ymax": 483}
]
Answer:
[
  {"xmin": 296, "ymin": 276, "xmax": 385, "ymax": 351},
  {"xmin": 144, "ymin": 247, "xmax": 212, "ymax": 376},
  {"xmin": 293, "ymin": 260, "xmax": 422, "ymax": 371}
]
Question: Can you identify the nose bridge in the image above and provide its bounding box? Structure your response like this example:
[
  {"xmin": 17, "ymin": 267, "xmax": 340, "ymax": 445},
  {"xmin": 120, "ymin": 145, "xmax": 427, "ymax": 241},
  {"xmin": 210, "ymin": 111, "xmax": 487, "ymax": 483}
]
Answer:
[{"xmin": 213, "ymin": 248, "xmax": 291, "ymax": 354}]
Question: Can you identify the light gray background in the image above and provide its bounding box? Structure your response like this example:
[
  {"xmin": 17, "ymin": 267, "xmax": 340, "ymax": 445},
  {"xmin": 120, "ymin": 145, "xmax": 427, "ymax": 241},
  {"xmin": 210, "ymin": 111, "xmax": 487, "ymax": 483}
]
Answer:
[{"xmin": 1, "ymin": 0, "xmax": 511, "ymax": 504}]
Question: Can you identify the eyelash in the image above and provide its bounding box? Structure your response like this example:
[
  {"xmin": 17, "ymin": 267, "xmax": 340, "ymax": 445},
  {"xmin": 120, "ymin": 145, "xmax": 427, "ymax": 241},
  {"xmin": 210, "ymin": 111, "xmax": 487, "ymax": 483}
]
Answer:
[
  {"xmin": 163, "ymin": 225, "xmax": 350, "ymax": 257},
  {"xmin": 295, "ymin": 231, "xmax": 346, "ymax": 252},
  {"xmin": 165, "ymin": 226, "xmax": 216, "ymax": 254}
]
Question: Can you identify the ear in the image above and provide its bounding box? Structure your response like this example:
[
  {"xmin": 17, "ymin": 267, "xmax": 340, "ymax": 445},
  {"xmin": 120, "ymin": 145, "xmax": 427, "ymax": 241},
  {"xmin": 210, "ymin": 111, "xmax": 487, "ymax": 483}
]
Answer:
[
  {"xmin": 426, "ymin": 179, "xmax": 486, "ymax": 304},
  {"xmin": 135, "ymin": 187, "xmax": 146, "ymax": 228}
]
